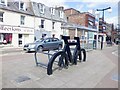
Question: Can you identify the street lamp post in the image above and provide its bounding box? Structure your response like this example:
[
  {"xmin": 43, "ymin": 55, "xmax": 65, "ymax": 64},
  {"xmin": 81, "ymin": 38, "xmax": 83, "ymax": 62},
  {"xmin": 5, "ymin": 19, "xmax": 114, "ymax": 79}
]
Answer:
[
  {"xmin": 96, "ymin": 7, "xmax": 112, "ymax": 50},
  {"xmin": 97, "ymin": 7, "xmax": 111, "ymax": 21}
]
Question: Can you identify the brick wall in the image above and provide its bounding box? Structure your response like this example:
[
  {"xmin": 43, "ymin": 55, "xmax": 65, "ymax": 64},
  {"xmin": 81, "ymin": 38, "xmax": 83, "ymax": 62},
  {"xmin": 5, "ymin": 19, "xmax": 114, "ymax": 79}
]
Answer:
[
  {"xmin": 64, "ymin": 8, "xmax": 95, "ymax": 28},
  {"xmin": 77, "ymin": 30, "xmax": 82, "ymax": 37},
  {"xmin": 69, "ymin": 29, "xmax": 75, "ymax": 39},
  {"xmin": 69, "ymin": 29, "xmax": 83, "ymax": 38},
  {"xmin": 68, "ymin": 14, "xmax": 86, "ymax": 26},
  {"xmin": 64, "ymin": 8, "xmax": 79, "ymax": 16}
]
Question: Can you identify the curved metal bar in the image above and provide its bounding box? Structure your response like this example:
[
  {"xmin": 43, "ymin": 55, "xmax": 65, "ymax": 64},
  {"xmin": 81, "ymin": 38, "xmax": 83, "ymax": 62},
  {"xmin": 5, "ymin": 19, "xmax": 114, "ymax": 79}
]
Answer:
[
  {"xmin": 81, "ymin": 48, "xmax": 86, "ymax": 62},
  {"xmin": 47, "ymin": 51, "xmax": 68, "ymax": 75}
]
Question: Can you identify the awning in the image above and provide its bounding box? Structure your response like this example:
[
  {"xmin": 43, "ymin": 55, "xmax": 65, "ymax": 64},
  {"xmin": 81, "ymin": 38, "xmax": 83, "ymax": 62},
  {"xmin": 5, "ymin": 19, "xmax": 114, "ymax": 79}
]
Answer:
[{"xmin": 61, "ymin": 23, "xmax": 97, "ymax": 32}]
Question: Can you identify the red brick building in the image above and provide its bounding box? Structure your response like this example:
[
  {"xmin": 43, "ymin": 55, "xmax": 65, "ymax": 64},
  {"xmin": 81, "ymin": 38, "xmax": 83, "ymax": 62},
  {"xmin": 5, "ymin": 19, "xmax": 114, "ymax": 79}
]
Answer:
[
  {"xmin": 63, "ymin": 8, "xmax": 96, "ymax": 41},
  {"xmin": 64, "ymin": 8, "xmax": 96, "ymax": 28}
]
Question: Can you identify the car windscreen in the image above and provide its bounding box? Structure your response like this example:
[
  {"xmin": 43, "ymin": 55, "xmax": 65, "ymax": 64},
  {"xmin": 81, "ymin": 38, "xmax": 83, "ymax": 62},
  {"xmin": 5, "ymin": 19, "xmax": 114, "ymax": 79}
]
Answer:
[{"xmin": 34, "ymin": 39, "xmax": 43, "ymax": 43}]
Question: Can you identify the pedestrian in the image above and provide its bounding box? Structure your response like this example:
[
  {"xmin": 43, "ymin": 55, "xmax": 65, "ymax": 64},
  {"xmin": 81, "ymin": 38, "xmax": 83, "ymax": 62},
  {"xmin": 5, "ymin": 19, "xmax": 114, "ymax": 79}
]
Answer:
[
  {"xmin": 100, "ymin": 36, "xmax": 103, "ymax": 50},
  {"xmin": 52, "ymin": 34, "xmax": 55, "ymax": 38},
  {"xmin": 93, "ymin": 39, "xmax": 96, "ymax": 49}
]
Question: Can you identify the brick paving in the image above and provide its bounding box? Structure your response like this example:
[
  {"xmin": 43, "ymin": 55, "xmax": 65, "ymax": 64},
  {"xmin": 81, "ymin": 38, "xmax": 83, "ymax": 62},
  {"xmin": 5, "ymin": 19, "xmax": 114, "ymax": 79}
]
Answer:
[{"xmin": 0, "ymin": 45, "xmax": 118, "ymax": 88}]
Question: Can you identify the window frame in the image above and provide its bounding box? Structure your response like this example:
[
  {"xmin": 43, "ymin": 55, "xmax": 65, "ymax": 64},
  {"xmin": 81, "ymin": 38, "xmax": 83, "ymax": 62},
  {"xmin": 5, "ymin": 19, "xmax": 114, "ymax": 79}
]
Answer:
[
  {"xmin": 50, "ymin": 8, "xmax": 55, "ymax": 15},
  {"xmin": 59, "ymin": 11, "xmax": 64, "ymax": 18},
  {"xmin": 0, "ymin": 12, "xmax": 4, "ymax": 22},
  {"xmin": 19, "ymin": 2, "xmax": 25, "ymax": 10},
  {"xmin": 52, "ymin": 38, "xmax": 59, "ymax": 42},
  {"xmin": 0, "ymin": 0, "xmax": 5, "ymax": 4},
  {"xmin": 39, "ymin": 4, "xmax": 45, "ymax": 14},
  {"xmin": 20, "ymin": 15, "xmax": 25, "ymax": 25},
  {"xmin": 41, "ymin": 19, "xmax": 45, "ymax": 28},
  {"xmin": 52, "ymin": 22, "xmax": 55, "ymax": 29}
]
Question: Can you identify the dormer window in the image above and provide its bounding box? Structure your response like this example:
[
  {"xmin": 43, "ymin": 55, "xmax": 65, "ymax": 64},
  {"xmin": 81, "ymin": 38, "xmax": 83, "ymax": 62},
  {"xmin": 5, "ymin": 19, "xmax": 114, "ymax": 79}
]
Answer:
[
  {"xmin": 50, "ymin": 8, "xmax": 55, "ymax": 15},
  {"xmin": 19, "ymin": 2, "xmax": 25, "ymax": 11},
  {"xmin": 59, "ymin": 11, "xmax": 64, "ymax": 18},
  {"xmin": 38, "ymin": 4, "xmax": 45, "ymax": 14},
  {"xmin": 0, "ymin": 0, "xmax": 5, "ymax": 4}
]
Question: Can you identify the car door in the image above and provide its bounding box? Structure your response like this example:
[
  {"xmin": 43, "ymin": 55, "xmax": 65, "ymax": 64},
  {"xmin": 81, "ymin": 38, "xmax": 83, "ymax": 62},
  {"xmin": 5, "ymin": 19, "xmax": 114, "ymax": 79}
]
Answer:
[
  {"xmin": 43, "ymin": 38, "xmax": 53, "ymax": 50},
  {"xmin": 51, "ymin": 38, "xmax": 59, "ymax": 49}
]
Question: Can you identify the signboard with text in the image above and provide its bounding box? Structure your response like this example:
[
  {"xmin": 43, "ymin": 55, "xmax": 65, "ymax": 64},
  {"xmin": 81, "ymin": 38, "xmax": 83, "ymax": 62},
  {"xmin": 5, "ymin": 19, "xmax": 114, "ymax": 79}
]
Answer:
[{"xmin": 0, "ymin": 25, "xmax": 34, "ymax": 34}]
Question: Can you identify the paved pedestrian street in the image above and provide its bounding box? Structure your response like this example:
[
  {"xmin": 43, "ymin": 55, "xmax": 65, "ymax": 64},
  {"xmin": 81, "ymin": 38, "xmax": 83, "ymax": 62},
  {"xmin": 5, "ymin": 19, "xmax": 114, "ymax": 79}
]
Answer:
[{"xmin": 0, "ymin": 45, "xmax": 118, "ymax": 88}]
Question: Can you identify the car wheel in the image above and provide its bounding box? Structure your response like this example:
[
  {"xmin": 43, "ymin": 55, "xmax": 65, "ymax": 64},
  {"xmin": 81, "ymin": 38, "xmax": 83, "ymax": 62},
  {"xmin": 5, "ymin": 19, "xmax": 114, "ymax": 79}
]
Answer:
[
  {"xmin": 58, "ymin": 45, "xmax": 62, "ymax": 50},
  {"xmin": 37, "ymin": 46, "xmax": 43, "ymax": 52}
]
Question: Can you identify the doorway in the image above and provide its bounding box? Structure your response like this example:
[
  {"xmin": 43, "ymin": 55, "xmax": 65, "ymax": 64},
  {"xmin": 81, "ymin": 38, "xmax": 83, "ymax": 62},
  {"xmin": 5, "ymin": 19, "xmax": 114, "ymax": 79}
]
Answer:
[{"xmin": 18, "ymin": 34, "xmax": 22, "ymax": 46}]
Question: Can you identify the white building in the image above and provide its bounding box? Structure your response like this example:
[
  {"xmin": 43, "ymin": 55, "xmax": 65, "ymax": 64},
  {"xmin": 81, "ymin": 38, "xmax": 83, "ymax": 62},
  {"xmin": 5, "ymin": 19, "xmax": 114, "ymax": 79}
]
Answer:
[
  {"xmin": 0, "ymin": 0, "xmax": 67, "ymax": 47},
  {"xmin": 0, "ymin": 0, "xmax": 34, "ymax": 47},
  {"xmin": 31, "ymin": 2, "xmax": 66, "ymax": 39}
]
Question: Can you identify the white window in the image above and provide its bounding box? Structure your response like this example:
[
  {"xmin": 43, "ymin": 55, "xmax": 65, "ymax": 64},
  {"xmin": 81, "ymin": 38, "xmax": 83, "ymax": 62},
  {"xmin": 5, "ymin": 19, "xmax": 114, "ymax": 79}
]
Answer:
[
  {"xmin": 20, "ymin": 15, "xmax": 25, "ymax": 25},
  {"xmin": 0, "ymin": 0, "xmax": 5, "ymax": 4},
  {"xmin": 39, "ymin": 4, "xmax": 45, "ymax": 14},
  {"xmin": 59, "ymin": 11, "xmax": 64, "ymax": 18},
  {"xmin": 88, "ymin": 21, "xmax": 94, "ymax": 26},
  {"xmin": 41, "ymin": 20, "xmax": 44, "ymax": 28},
  {"xmin": 19, "ymin": 2, "xmax": 25, "ymax": 10},
  {"xmin": 0, "ymin": 12, "xmax": 3, "ymax": 22},
  {"xmin": 52, "ymin": 22, "xmax": 55, "ymax": 29},
  {"xmin": 50, "ymin": 8, "xmax": 55, "ymax": 15}
]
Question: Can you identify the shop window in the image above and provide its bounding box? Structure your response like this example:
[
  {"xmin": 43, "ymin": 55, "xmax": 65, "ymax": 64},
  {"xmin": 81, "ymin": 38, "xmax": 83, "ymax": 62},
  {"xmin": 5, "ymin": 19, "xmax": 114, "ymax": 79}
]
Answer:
[
  {"xmin": 20, "ymin": 15, "xmax": 25, "ymax": 25},
  {"xmin": 0, "ymin": 12, "xmax": 3, "ymax": 22},
  {"xmin": 2, "ymin": 33, "xmax": 12, "ymax": 44}
]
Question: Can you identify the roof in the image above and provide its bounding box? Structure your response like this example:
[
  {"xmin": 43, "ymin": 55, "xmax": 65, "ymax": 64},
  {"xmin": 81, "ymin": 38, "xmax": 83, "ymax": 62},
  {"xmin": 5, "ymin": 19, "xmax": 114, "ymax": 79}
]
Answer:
[
  {"xmin": 61, "ymin": 23, "xmax": 97, "ymax": 32},
  {"xmin": 31, "ymin": 2, "xmax": 66, "ymax": 22},
  {"xmin": 0, "ymin": 2, "xmax": 34, "ymax": 16}
]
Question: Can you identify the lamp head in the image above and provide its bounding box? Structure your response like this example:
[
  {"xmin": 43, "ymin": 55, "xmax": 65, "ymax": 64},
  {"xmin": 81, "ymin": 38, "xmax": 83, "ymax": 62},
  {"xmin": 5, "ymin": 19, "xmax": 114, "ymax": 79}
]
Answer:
[{"xmin": 108, "ymin": 8, "xmax": 112, "ymax": 13}]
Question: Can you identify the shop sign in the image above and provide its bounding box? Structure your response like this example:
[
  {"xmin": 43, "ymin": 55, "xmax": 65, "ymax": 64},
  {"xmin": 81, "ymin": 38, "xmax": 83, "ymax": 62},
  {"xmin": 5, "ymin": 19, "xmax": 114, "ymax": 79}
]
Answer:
[{"xmin": 0, "ymin": 25, "xmax": 34, "ymax": 34}]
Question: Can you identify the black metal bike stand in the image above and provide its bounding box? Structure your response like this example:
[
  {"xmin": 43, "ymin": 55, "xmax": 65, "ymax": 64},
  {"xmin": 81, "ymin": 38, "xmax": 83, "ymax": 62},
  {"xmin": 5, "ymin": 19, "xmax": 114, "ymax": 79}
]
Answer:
[
  {"xmin": 34, "ymin": 50, "xmax": 52, "ymax": 68},
  {"xmin": 47, "ymin": 36, "xmax": 86, "ymax": 75}
]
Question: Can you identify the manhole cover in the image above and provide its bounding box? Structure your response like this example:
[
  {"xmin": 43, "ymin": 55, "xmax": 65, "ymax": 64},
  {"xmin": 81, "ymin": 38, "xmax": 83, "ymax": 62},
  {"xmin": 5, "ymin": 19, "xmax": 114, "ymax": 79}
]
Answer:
[{"xmin": 15, "ymin": 75, "xmax": 31, "ymax": 83}]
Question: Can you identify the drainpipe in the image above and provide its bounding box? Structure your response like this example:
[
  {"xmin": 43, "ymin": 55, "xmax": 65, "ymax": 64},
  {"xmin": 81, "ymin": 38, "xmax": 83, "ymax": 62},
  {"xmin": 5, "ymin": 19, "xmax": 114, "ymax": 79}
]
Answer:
[{"xmin": 75, "ymin": 28, "xmax": 77, "ymax": 37}]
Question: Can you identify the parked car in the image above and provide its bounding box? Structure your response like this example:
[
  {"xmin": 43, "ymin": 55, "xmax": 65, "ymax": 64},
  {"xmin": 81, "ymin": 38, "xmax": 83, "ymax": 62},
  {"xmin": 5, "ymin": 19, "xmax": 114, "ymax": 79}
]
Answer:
[{"xmin": 23, "ymin": 38, "xmax": 63, "ymax": 52}]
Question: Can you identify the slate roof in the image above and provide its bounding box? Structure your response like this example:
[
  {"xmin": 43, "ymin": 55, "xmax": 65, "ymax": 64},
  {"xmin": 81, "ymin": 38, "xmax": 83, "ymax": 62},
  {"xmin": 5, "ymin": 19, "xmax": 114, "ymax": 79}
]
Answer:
[
  {"xmin": 0, "ymin": 1, "xmax": 67, "ymax": 22},
  {"xmin": 0, "ymin": 1, "xmax": 34, "ymax": 16},
  {"xmin": 31, "ymin": 2, "xmax": 67, "ymax": 22}
]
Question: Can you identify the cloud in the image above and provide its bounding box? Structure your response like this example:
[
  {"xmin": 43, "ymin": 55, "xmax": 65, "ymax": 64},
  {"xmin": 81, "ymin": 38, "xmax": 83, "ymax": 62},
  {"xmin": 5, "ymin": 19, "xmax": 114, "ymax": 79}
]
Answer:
[
  {"xmin": 75, "ymin": 0, "xmax": 119, "ymax": 3},
  {"xmin": 106, "ymin": 16, "xmax": 118, "ymax": 27},
  {"xmin": 75, "ymin": 4, "xmax": 84, "ymax": 12},
  {"xmin": 30, "ymin": 0, "xmax": 68, "ymax": 7},
  {"xmin": 87, "ymin": 3, "xmax": 97, "ymax": 8}
]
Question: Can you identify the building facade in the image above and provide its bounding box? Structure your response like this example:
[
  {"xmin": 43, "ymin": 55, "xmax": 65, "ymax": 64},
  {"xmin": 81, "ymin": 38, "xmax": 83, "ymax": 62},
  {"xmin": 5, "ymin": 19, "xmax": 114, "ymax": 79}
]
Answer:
[
  {"xmin": 31, "ymin": 2, "xmax": 66, "ymax": 40},
  {"xmin": 0, "ymin": 0, "xmax": 35, "ymax": 47},
  {"xmin": 0, "ymin": 0, "xmax": 66, "ymax": 47},
  {"xmin": 64, "ymin": 8, "xmax": 96, "ymax": 28},
  {"xmin": 63, "ymin": 8, "xmax": 97, "ymax": 47}
]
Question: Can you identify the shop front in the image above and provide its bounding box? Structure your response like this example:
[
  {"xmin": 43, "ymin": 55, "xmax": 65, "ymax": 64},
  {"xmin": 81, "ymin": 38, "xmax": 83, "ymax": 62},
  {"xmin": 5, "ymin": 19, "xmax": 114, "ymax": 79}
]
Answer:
[{"xmin": 0, "ymin": 25, "xmax": 34, "ymax": 47}]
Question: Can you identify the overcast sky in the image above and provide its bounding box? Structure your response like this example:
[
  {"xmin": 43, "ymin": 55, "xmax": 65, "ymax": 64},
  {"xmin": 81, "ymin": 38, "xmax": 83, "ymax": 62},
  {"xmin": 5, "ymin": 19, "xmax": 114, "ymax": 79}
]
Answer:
[{"xmin": 30, "ymin": 0, "xmax": 119, "ymax": 27}]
